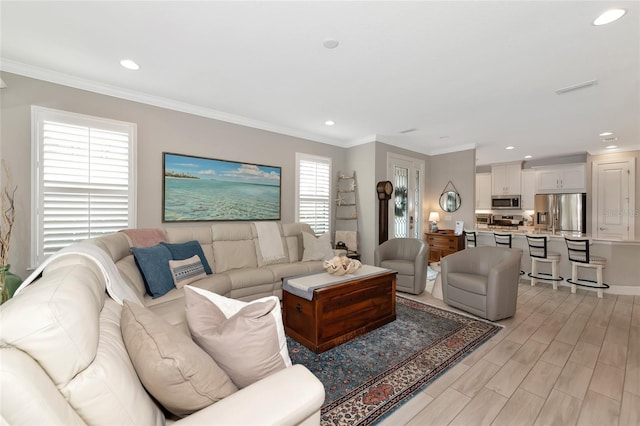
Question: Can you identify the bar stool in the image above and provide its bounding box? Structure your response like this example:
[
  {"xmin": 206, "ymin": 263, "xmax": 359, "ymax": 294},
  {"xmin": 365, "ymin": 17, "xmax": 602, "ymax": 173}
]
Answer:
[
  {"xmin": 526, "ymin": 235, "xmax": 563, "ymax": 290},
  {"xmin": 564, "ymin": 237, "xmax": 608, "ymax": 298},
  {"xmin": 494, "ymin": 233, "xmax": 525, "ymax": 275},
  {"xmin": 465, "ymin": 231, "xmax": 479, "ymax": 248}
]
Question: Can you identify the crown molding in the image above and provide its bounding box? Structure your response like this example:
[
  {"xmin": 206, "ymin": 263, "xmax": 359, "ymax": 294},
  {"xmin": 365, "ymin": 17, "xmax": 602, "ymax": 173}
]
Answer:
[
  {"xmin": 0, "ymin": 58, "xmax": 347, "ymax": 147},
  {"xmin": 427, "ymin": 143, "xmax": 477, "ymax": 157}
]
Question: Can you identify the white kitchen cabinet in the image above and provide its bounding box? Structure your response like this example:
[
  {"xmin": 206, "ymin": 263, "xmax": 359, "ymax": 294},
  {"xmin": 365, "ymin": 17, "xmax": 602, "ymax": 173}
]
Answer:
[
  {"xmin": 492, "ymin": 163, "xmax": 522, "ymax": 195},
  {"xmin": 521, "ymin": 169, "xmax": 536, "ymax": 210},
  {"xmin": 535, "ymin": 163, "xmax": 586, "ymax": 193},
  {"xmin": 475, "ymin": 173, "xmax": 492, "ymax": 209}
]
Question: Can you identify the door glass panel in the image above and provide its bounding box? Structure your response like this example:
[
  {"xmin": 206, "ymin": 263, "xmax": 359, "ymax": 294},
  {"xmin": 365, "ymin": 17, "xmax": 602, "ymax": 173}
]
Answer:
[{"xmin": 394, "ymin": 166, "xmax": 409, "ymax": 238}]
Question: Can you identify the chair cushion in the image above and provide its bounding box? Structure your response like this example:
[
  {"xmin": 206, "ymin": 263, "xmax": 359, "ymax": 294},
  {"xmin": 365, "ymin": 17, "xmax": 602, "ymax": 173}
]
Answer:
[
  {"xmin": 546, "ymin": 251, "xmax": 561, "ymax": 260},
  {"xmin": 446, "ymin": 272, "xmax": 488, "ymax": 296},
  {"xmin": 571, "ymin": 254, "xmax": 606, "ymax": 266},
  {"xmin": 380, "ymin": 259, "xmax": 414, "ymax": 276}
]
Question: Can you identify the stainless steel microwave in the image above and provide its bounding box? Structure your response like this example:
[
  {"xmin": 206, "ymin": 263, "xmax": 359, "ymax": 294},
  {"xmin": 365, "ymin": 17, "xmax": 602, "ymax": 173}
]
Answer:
[{"xmin": 491, "ymin": 195, "xmax": 521, "ymax": 210}]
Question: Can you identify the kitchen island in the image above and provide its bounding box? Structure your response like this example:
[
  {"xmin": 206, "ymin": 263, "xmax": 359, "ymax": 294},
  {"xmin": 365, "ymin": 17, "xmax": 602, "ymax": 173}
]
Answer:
[{"xmin": 473, "ymin": 229, "xmax": 640, "ymax": 295}]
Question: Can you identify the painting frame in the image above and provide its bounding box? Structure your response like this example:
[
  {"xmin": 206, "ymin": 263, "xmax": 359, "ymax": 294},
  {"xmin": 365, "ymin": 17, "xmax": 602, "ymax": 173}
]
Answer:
[{"xmin": 162, "ymin": 152, "xmax": 281, "ymax": 222}]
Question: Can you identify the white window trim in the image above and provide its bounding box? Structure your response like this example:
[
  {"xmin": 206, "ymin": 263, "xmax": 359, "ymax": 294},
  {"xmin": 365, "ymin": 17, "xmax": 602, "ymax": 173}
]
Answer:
[
  {"xmin": 30, "ymin": 106, "xmax": 137, "ymax": 267},
  {"xmin": 295, "ymin": 152, "xmax": 332, "ymax": 236}
]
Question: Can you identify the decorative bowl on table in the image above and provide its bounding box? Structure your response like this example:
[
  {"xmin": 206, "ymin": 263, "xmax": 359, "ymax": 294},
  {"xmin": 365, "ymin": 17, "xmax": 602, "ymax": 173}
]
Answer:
[{"xmin": 323, "ymin": 256, "xmax": 362, "ymax": 275}]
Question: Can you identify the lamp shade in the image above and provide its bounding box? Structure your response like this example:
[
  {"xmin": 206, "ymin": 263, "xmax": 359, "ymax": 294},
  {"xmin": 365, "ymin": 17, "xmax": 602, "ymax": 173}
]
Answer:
[{"xmin": 428, "ymin": 212, "xmax": 440, "ymax": 222}]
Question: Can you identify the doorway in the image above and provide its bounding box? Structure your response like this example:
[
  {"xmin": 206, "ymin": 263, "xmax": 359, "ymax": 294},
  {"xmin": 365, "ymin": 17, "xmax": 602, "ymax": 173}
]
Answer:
[
  {"xmin": 388, "ymin": 153, "xmax": 424, "ymax": 239},
  {"xmin": 592, "ymin": 158, "xmax": 635, "ymax": 240}
]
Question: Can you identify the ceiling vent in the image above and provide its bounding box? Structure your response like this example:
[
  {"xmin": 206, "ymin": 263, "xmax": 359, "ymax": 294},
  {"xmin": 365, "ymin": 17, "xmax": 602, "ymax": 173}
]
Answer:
[{"xmin": 399, "ymin": 128, "xmax": 417, "ymax": 134}]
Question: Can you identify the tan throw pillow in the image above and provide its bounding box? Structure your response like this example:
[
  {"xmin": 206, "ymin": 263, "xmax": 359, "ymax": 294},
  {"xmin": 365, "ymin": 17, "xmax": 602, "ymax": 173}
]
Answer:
[
  {"xmin": 301, "ymin": 231, "xmax": 334, "ymax": 261},
  {"xmin": 120, "ymin": 301, "xmax": 237, "ymax": 417},
  {"xmin": 184, "ymin": 287, "xmax": 288, "ymax": 389},
  {"xmin": 168, "ymin": 255, "xmax": 207, "ymax": 288}
]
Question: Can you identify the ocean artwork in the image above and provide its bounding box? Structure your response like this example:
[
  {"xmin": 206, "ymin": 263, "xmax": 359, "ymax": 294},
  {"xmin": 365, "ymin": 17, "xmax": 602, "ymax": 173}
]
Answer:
[{"xmin": 163, "ymin": 153, "xmax": 281, "ymax": 222}]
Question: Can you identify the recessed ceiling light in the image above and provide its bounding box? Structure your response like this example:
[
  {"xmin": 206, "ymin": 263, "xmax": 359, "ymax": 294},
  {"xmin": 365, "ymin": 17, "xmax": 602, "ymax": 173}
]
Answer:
[
  {"xmin": 555, "ymin": 79, "xmax": 597, "ymax": 94},
  {"xmin": 593, "ymin": 9, "xmax": 627, "ymax": 26},
  {"xmin": 524, "ymin": 155, "xmax": 532, "ymax": 159},
  {"xmin": 325, "ymin": 120, "xmax": 335, "ymax": 126},
  {"xmin": 606, "ymin": 145, "xmax": 618, "ymax": 149},
  {"xmin": 323, "ymin": 39, "xmax": 339, "ymax": 49},
  {"xmin": 603, "ymin": 137, "xmax": 618, "ymax": 143},
  {"xmin": 599, "ymin": 131, "xmax": 613, "ymax": 136},
  {"xmin": 120, "ymin": 59, "xmax": 140, "ymax": 70},
  {"xmin": 505, "ymin": 146, "xmax": 515, "ymax": 150}
]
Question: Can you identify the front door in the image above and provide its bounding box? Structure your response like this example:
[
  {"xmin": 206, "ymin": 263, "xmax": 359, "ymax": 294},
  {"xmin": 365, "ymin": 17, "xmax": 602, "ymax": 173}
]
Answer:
[
  {"xmin": 593, "ymin": 158, "xmax": 635, "ymax": 240},
  {"xmin": 388, "ymin": 154, "xmax": 424, "ymax": 239}
]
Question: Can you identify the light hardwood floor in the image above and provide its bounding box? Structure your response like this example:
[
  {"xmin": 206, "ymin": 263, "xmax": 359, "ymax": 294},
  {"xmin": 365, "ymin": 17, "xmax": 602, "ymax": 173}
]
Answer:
[{"xmin": 379, "ymin": 280, "xmax": 640, "ymax": 426}]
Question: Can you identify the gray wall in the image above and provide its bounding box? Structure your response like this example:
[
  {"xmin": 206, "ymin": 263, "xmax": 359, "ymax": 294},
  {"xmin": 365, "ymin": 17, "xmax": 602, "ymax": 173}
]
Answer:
[
  {"xmin": 1, "ymin": 71, "xmax": 477, "ymax": 278},
  {"xmin": 1, "ymin": 72, "xmax": 347, "ymax": 277},
  {"xmin": 426, "ymin": 149, "xmax": 476, "ymax": 232}
]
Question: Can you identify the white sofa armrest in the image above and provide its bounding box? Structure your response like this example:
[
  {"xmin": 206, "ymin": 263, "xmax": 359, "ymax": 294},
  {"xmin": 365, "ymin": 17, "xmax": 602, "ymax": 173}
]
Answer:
[{"xmin": 174, "ymin": 364, "xmax": 325, "ymax": 426}]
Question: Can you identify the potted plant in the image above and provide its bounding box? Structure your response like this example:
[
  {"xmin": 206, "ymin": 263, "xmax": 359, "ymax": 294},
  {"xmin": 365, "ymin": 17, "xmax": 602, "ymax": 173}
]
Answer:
[{"xmin": 0, "ymin": 160, "xmax": 19, "ymax": 304}]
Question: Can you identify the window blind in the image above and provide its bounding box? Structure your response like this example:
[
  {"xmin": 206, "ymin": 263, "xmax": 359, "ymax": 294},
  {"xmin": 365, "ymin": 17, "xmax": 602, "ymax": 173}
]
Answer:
[
  {"xmin": 32, "ymin": 107, "xmax": 136, "ymax": 265},
  {"xmin": 297, "ymin": 155, "xmax": 331, "ymax": 235}
]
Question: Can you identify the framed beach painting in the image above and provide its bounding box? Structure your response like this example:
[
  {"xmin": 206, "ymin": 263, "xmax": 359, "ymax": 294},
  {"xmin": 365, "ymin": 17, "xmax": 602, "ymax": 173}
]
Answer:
[{"xmin": 163, "ymin": 152, "xmax": 281, "ymax": 222}]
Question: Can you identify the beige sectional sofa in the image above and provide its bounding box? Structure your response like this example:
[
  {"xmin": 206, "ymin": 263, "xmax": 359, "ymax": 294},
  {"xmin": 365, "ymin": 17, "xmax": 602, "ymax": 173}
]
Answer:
[
  {"xmin": 93, "ymin": 221, "xmax": 326, "ymax": 328},
  {"xmin": 0, "ymin": 222, "xmax": 327, "ymax": 425}
]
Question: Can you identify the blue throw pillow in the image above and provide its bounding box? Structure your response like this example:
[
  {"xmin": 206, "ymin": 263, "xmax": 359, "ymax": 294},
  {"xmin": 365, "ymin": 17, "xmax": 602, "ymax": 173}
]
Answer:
[
  {"xmin": 132, "ymin": 244, "xmax": 175, "ymax": 298},
  {"xmin": 160, "ymin": 241, "xmax": 213, "ymax": 275}
]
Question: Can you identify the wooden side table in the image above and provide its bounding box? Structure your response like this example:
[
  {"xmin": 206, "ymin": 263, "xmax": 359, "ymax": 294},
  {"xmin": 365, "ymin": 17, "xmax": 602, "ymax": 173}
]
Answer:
[{"xmin": 425, "ymin": 230, "xmax": 465, "ymax": 263}]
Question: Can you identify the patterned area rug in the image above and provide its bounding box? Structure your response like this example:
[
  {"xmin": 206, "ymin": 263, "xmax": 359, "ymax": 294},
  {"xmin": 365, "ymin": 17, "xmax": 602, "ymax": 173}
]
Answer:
[{"xmin": 287, "ymin": 296, "xmax": 501, "ymax": 426}]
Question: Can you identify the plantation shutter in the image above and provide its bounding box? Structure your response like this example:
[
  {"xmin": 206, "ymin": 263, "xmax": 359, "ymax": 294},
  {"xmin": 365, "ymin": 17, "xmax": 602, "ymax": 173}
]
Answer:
[
  {"xmin": 32, "ymin": 107, "xmax": 136, "ymax": 265},
  {"xmin": 297, "ymin": 155, "xmax": 331, "ymax": 235}
]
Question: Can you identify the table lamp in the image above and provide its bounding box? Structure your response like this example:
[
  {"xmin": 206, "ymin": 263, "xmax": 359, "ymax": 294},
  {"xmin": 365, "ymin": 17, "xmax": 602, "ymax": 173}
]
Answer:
[{"xmin": 429, "ymin": 212, "xmax": 440, "ymax": 232}]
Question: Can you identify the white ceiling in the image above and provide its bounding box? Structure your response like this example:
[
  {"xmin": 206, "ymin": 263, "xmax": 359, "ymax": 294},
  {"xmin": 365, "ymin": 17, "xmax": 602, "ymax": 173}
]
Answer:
[{"xmin": 1, "ymin": 1, "xmax": 639, "ymax": 166}]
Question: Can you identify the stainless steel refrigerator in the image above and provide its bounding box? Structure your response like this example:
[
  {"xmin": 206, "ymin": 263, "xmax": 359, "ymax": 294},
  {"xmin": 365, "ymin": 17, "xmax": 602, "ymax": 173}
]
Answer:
[{"xmin": 533, "ymin": 193, "xmax": 587, "ymax": 233}]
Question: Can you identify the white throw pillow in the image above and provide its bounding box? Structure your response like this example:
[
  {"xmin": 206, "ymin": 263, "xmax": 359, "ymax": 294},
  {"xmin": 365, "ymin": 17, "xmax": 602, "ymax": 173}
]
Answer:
[
  {"xmin": 183, "ymin": 286, "xmax": 292, "ymax": 387},
  {"xmin": 301, "ymin": 231, "xmax": 334, "ymax": 261}
]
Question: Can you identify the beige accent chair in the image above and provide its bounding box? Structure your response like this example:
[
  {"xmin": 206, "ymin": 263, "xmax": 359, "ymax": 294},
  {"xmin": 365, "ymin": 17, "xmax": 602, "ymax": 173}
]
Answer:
[
  {"xmin": 440, "ymin": 246, "xmax": 523, "ymax": 321},
  {"xmin": 374, "ymin": 238, "xmax": 429, "ymax": 295}
]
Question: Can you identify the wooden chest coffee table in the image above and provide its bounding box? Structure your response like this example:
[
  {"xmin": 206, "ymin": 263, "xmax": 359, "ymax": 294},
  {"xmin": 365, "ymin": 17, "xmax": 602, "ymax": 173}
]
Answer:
[{"xmin": 282, "ymin": 266, "xmax": 396, "ymax": 353}]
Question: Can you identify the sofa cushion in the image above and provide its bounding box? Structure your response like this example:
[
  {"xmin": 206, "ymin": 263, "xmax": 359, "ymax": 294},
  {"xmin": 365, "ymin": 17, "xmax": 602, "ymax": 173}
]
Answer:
[
  {"xmin": 301, "ymin": 231, "xmax": 334, "ymax": 261},
  {"xmin": 0, "ymin": 262, "xmax": 165, "ymax": 425},
  {"xmin": 161, "ymin": 240, "xmax": 213, "ymax": 274},
  {"xmin": 212, "ymin": 240, "xmax": 258, "ymax": 272},
  {"xmin": 121, "ymin": 301, "xmax": 238, "ymax": 417},
  {"xmin": 168, "ymin": 255, "xmax": 207, "ymax": 288},
  {"xmin": 131, "ymin": 244, "xmax": 175, "ymax": 298},
  {"xmin": 184, "ymin": 286, "xmax": 291, "ymax": 388}
]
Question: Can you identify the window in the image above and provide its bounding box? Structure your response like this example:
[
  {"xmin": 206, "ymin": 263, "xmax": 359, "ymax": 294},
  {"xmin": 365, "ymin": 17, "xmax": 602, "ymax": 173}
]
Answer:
[
  {"xmin": 31, "ymin": 106, "xmax": 136, "ymax": 266},
  {"xmin": 296, "ymin": 153, "xmax": 331, "ymax": 235}
]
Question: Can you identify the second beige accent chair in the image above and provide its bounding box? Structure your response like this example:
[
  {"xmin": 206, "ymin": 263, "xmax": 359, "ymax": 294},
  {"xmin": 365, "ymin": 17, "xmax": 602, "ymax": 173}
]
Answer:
[
  {"xmin": 440, "ymin": 246, "xmax": 523, "ymax": 321},
  {"xmin": 374, "ymin": 238, "xmax": 429, "ymax": 295}
]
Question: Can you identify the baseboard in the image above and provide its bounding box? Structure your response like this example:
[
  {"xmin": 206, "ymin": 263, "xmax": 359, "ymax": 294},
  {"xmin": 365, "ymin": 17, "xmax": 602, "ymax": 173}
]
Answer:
[{"xmin": 526, "ymin": 277, "xmax": 640, "ymax": 296}]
